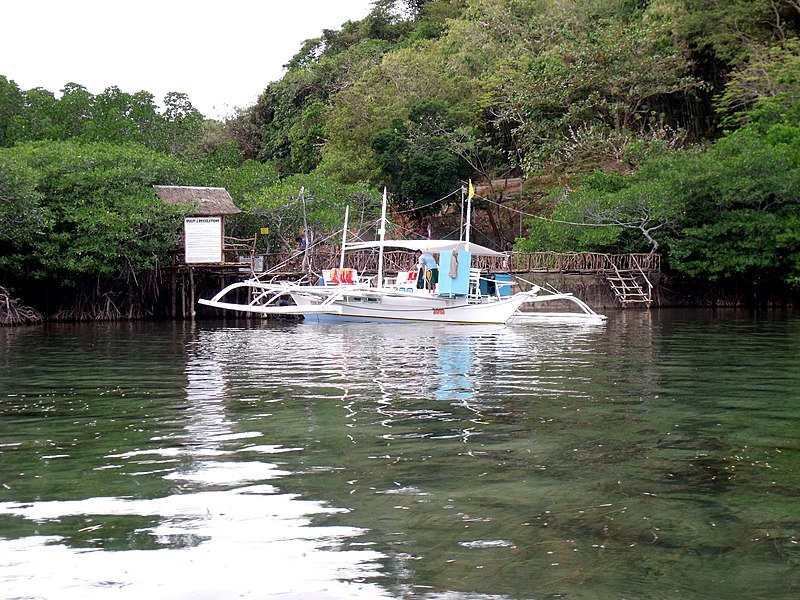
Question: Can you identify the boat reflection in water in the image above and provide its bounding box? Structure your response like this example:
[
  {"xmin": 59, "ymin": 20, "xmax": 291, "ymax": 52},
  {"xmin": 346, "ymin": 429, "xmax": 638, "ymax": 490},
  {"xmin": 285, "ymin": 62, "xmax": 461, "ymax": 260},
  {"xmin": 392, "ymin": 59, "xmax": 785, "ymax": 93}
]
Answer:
[{"xmin": 176, "ymin": 320, "xmax": 609, "ymax": 598}]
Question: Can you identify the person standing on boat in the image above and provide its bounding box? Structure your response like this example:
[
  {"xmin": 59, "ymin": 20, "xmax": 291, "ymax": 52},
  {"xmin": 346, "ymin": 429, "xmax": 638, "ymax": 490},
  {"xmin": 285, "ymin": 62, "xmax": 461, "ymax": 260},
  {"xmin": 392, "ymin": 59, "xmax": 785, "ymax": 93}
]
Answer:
[
  {"xmin": 417, "ymin": 251, "xmax": 438, "ymax": 291},
  {"xmin": 414, "ymin": 251, "xmax": 425, "ymax": 289}
]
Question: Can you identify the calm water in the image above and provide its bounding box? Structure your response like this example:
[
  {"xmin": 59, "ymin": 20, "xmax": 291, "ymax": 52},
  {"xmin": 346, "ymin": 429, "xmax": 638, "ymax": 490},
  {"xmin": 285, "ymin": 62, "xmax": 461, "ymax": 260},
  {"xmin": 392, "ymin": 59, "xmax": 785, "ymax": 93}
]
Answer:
[{"xmin": 0, "ymin": 311, "xmax": 798, "ymax": 599}]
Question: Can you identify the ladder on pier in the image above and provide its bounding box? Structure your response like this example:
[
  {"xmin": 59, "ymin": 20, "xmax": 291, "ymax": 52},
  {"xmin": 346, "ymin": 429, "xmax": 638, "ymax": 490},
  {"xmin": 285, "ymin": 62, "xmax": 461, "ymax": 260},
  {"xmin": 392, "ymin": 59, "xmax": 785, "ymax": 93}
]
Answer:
[{"xmin": 605, "ymin": 259, "xmax": 653, "ymax": 307}]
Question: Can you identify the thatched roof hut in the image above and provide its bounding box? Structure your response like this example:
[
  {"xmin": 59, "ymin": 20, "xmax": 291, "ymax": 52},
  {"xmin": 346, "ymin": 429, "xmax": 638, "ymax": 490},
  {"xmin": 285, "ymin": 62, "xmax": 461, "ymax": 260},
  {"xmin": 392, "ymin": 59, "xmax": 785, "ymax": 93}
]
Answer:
[{"xmin": 153, "ymin": 185, "xmax": 241, "ymax": 216}]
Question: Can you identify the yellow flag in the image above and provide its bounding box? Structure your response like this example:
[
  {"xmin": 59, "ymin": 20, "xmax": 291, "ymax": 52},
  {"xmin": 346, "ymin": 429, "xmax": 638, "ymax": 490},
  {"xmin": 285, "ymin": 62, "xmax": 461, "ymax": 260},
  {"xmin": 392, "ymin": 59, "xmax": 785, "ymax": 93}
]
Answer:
[{"xmin": 468, "ymin": 179, "xmax": 475, "ymax": 199}]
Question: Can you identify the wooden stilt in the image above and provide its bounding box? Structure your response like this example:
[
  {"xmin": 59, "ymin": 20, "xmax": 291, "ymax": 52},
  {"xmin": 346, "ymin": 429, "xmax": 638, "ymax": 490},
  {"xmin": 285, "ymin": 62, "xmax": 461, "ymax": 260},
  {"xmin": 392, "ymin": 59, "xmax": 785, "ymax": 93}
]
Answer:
[
  {"xmin": 170, "ymin": 272, "xmax": 177, "ymax": 319},
  {"xmin": 180, "ymin": 272, "xmax": 186, "ymax": 320},
  {"xmin": 189, "ymin": 267, "xmax": 195, "ymax": 321}
]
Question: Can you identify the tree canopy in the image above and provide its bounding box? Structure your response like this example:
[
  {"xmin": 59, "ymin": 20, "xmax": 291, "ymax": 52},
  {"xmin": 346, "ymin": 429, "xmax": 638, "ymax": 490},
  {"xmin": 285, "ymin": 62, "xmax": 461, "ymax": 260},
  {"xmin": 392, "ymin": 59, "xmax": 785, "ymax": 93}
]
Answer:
[
  {"xmin": 518, "ymin": 102, "xmax": 800, "ymax": 292},
  {"xmin": 0, "ymin": 79, "xmax": 206, "ymax": 155},
  {"xmin": 0, "ymin": 141, "xmax": 189, "ymax": 283}
]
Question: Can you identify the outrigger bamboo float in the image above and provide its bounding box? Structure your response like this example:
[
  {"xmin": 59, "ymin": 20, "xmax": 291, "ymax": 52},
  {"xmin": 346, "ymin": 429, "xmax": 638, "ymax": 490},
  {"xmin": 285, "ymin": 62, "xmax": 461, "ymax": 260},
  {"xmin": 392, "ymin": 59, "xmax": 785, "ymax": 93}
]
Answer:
[{"xmin": 199, "ymin": 190, "xmax": 606, "ymax": 325}]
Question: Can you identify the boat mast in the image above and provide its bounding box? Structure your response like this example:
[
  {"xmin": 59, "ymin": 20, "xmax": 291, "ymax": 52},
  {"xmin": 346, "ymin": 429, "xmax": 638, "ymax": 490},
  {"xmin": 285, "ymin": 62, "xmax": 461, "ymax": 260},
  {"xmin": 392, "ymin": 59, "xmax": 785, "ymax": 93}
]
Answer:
[
  {"xmin": 300, "ymin": 186, "xmax": 311, "ymax": 272},
  {"xmin": 377, "ymin": 188, "xmax": 388, "ymax": 288},
  {"xmin": 339, "ymin": 205, "xmax": 349, "ymax": 271},
  {"xmin": 460, "ymin": 184, "xmax": 465, "ymax": 241},
  {"xmin": 465, "ymin": 182, "xmax": 472, "ymax": 252}
]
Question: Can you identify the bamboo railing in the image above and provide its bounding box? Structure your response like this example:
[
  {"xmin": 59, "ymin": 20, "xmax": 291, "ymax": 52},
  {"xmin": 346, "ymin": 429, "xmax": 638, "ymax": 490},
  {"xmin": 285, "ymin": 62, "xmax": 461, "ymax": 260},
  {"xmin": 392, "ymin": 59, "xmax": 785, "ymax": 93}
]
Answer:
[
  {"xmin": 257, "ymin": 249, "xmax": 660, "ymax": 276},
  {"xmin": 223, "ymin": 236, "xmax": 257, "ymax": 264},
  {"xmin": 508, "ymin": 252, "xmax": 660, "ymax": 274}
]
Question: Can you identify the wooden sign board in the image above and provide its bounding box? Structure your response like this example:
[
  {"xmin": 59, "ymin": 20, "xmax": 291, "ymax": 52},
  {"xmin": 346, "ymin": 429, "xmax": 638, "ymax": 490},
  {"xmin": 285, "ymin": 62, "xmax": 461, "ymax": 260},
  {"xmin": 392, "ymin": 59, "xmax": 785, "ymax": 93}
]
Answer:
[{"xmin": 185, "ymin": 217, "xmax": 222, "ymax": 263}]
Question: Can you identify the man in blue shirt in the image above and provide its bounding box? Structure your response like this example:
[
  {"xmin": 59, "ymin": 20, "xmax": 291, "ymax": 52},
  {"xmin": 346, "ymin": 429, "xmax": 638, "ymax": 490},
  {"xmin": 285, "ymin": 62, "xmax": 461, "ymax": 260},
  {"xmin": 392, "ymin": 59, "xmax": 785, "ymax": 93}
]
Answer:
[{"xmin": 416, "ymin": 251, "xmax": 439, "ymax": 291}]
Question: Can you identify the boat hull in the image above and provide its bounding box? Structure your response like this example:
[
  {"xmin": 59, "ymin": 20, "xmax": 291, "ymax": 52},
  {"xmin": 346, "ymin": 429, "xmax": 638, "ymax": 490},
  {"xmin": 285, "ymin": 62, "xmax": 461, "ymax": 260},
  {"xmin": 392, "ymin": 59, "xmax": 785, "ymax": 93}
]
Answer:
[
  {"xmin": 198, "ymin": 280, "xmax": 606, "ymax": 325},
  {"xmin": 291, "ymin": 291, "xmax": 528, "ymax": 324}
]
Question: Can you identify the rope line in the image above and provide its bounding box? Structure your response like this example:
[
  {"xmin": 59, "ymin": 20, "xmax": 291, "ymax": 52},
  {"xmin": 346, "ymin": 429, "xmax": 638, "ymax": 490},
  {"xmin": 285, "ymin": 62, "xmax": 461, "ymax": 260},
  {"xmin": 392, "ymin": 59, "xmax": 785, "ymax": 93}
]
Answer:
[
  {"xmin": 474, "ymin": 192, "xmax": 637, "ymax": 228},
  {"xmin": 393, "ymin": 187, "xmax": 462, "ymax": 215},
  {"xmin": 392, "ymin": 184, "xmax": 635, "ymax": 228}
]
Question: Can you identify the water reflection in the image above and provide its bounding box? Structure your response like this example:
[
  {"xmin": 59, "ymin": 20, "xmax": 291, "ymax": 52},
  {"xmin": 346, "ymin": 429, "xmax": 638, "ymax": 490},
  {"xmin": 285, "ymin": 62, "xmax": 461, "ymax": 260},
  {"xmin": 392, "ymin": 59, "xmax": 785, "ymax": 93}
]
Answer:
[
  {"xmin": 0, "ymin": 323, "xmax": 391, "ymax": 599},
  {"xmin": 1, "ymin": 314, "xmax": 799, "ymax": 599},
  {"xmin": 179, "ymin": 320, "xmax": 617, "ymax": 598},
  {"xmin": 184, "ymin": 348, "xmax": 231, "ymax": 443}
]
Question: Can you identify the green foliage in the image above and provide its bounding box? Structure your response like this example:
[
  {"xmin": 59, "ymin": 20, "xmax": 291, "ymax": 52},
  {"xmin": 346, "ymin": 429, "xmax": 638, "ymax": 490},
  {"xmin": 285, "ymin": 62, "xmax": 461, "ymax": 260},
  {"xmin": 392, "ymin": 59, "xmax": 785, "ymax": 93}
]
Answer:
[
  {"xmin": 243, "ymin": 0, "xmax": 800, "ymax": 186},
  {"xmin": 194, "ymin": 139, "xmax": 246, "ymax": 172},
  {"xmin": 484, "ymin": 13, "xmax": 701, "ymax": 173},
  {"xmin": 320, "ymin": 35, "xmax": 481, "ymax": 183},
  {"xmin": 665, "ymin": 116, "xmax": 800, "ymax": 286},
  {"xmin": 208, "ymin": 160, "xmax": 281, "ymax": 201},
  {"xmin": 197, "ymin": 160, "xmax": 282, "ymax": 250},
  {"xmin": 522, "ymin": 102, "xmax": 800, "ymax": 290},
  {"xmin": 371, "ymin": 100, "xmax": 469, "ymax": 213},
  {"xmin": 288, "ymin": 100, "xmax": 327, "ymax": 173},
  {"xmin": 0, "ymin": 140, "xmax": 190, "ymax": 284},
  {"xmin": 247, "ymin": 1, "xmax": 477, "ymax": 183},
  {"xmin": 0, "ymin": 80, "xmax": 205, "ymax": 155},
  {"xmin": 238, "ymin": 173, "xmax": 380, "ymax": 253},
  {"xmin": 677, "ymin": 0, "xmax": 798, "ymax": 66},
  {"xmin": 252, "ymin": 18, "xmax": 397, "ymax": 174},
  {"xmin": 403, "ymin": 0, "xmax": 466, "ymax": 41},
  {"xmin": 0, "ymin": 154, "xmax": 44, "ymax": 243},
  {"xmin": 158, "ymin": 92, "xmax": 205, "ymax": 154},
  {"xmin": 671, "ymin": 209, "xmax": 800, "ymax": 284},
  {"xmin": 715, "ymin": 40, "xmax": 800, "ymax": 128},
  {"xmin": 9, "ymin": 87, "xmax": 60, "ymax": 141},
  {"xmin": 3, "ymin": 0, "xmax": 800, "ymax": 304},
  {"xmin": 0, "ymin": 75, "xmax": 25, "ymax": 147},
  {"xmin": 188, "ymin": 111, "xmax": 261, "ymax": 163},
  {"xmin": 516, "ymin": 157, "xmax": 690, "ymax": 254}
]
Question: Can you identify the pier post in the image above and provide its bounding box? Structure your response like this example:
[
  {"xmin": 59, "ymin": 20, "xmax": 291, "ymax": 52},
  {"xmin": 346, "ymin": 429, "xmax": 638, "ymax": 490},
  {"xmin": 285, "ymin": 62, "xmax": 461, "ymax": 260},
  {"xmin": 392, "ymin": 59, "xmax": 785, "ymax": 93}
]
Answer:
[{"xmin": 189, "ymin": 267, "xmax": 196, "ymax": 321}]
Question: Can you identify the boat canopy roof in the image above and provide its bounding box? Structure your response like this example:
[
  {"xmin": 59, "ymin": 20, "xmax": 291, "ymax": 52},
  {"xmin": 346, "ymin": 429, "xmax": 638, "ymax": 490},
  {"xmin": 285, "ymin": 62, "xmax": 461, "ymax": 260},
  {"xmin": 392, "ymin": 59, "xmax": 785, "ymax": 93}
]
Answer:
[{"xmin": 345, "ymin": 239, "xmax": 506, "ymax": 258}]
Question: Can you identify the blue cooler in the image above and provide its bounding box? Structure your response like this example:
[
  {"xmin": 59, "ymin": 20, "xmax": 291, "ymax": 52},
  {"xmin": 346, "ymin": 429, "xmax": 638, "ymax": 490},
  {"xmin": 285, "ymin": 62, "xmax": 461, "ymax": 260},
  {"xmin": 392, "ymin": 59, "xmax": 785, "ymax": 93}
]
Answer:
[
  {"xmin": 479, "ymin": 277, "xmax": 491, "ymax": 296},
  {"xmin": 493, "ymin": 273, "xmax": 513, "ymax": 297}
]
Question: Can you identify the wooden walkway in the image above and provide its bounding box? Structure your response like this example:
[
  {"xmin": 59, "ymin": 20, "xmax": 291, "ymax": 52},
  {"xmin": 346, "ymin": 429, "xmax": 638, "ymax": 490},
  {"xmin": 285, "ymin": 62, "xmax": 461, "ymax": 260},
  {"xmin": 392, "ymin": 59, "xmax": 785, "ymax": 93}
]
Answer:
[
  {"xmin": 507, "ymin": 252, "xmax": 660, "ymax": 274},
  {"xmin": 249, "ymin": 249, "xmax": 660, "ymax": 277}
]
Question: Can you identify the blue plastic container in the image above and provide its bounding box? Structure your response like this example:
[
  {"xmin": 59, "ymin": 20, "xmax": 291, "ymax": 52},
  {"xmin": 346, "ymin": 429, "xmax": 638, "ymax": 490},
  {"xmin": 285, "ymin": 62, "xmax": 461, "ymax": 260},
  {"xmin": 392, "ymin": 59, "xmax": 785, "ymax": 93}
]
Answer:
[{"xmin": 493, "ymin": 273, "xmax": 512, "ymax": 297}]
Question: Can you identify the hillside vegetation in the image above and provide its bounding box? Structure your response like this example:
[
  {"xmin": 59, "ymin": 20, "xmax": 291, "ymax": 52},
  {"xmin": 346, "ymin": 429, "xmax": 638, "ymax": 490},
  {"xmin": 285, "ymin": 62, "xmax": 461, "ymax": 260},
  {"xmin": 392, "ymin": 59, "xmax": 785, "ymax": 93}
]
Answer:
[{"xmin": 1, "ymin": 0, "xmax": 800, "ymax": 316}]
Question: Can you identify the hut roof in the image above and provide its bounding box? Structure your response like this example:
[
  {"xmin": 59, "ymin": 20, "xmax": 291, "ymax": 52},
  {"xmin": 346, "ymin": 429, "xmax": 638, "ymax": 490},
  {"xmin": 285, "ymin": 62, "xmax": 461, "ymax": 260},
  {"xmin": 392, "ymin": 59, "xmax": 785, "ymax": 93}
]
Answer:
[{"xmin": 154, "ymin": 185, "xmax": 241, "ymax": 216}]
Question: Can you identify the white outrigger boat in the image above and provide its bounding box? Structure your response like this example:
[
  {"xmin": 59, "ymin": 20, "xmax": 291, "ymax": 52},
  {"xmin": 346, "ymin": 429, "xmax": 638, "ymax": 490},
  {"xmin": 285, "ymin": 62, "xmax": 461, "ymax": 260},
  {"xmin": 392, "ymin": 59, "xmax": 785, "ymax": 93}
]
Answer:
[{"xmin": 199, "ymin": 190, "xmax": 606, "ymax": 325}]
